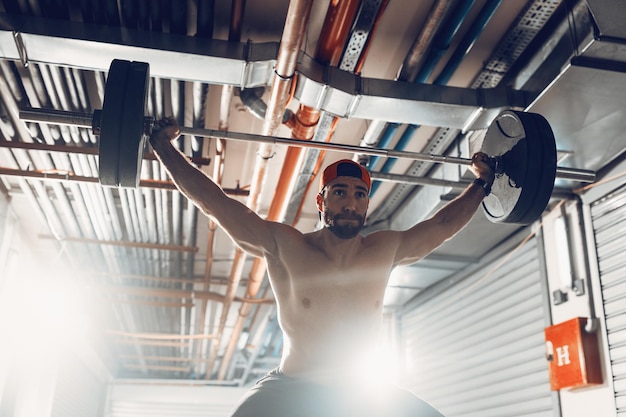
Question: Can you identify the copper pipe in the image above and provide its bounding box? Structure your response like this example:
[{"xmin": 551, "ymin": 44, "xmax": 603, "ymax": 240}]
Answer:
[
  {"xmin": 260, "ymin": 0, "xmax": 358, "ymax": 229},
  {"xmin": 199, "ymin": 107, "xmax": 229, "ymax": 378},
  {"xmin": 215, "ymin": 0, "xmax": 314, "ymax": 381},
  {"xmin": 206, "ymin": 248, "xmax": 247, "ymax": 374},
  {"xmin": 38, "ymin": 234, "xmax": 199, "ymax": 252},
  {"xmin": 316, "ymin": 0, "xmax": 362, "ymax": 66},
  {"xmin": 120, "ymin": 355, "xmax": 213, "ymax": 363},
  {"xmin": 265, "ymin": 0, "xmax": 360, "ymax": 226},
  {"xmin": 291, "ymin": 104, "xmax": 322, "ymax": 139},
  {"xmin": 122, "ymin": 364, "xmax": 191, "ymax": 372},
  {"xmin": 274, "ymin": 0, "xmax": 313, "ymax": 78},
  {"xmin": 101, "ymin": 284, "xmax": 275, "ymax": 304},
  {"xmin": 106, "ymin": 330, "xmax": 218, "ymax": 340},
  {"xmin": 115, "ymin": 341, "xmax": 190, "ymax": 349},
  {"xmin": 112, "ymin": 299, "xmax": 195, "ymax": 308},
  {"xmin": 108, "ymin": 273, "xmax": 198, "ymax": 285},
  {"xmin": 261, "ymin": 0, "xmax": 314, "ymax": 137},
  {"xmin": 291, "ymin": 119, "xmax": 337, "ymax": 224},
  {"xmin": 189, "ymin": 0, "xmax": 247, "ymax": 380},
  {"xmin": 0, "ymin": 166, "xmax": 246, "ymax": 193},
  {"xmin": 229, "ymin": 0, "xmax": 246, "ymax": 42},
  {"xmin": 102, "ymin": 285, "xmax": 225, "ymax": 300}
]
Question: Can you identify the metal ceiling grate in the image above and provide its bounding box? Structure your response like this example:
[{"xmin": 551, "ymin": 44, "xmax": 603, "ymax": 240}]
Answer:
[{"xmin": 481, "ymin": 0, "xmax": 563, "ymax": 85}]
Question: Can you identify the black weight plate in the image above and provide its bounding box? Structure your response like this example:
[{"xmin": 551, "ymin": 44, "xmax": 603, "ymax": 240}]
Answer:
[
  {"xmin": 500, "ymin": 112, "xmax": 543, "ymax": 223},
  {"xmin": 118, "ymin": 61, "xmax": 150, "ymax": 188},
  {"xmin": 481, "ymin": 110, "xmax": 543, "ymax": 224},
  {"xmin": 99, "ymin": 59, "xmax": 130, "ymax": 186},
  {"xmin": 514, "ymin": 112, "xmax": 556, "ymax": 224}
]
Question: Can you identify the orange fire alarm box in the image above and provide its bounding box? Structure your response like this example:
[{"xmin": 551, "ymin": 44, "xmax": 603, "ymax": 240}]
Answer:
[{"xmin": 544, "ymin": 317, "xmax": 603, "ymax": 391}]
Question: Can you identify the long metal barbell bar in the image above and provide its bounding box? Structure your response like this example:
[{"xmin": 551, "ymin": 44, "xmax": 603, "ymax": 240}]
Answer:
[{"xmin": 19, "ymin": 107, "xmax": 596, "ymax": 184}]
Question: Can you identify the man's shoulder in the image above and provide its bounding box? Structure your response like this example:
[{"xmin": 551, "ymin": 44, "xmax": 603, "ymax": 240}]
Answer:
[
  {"xmin": 359, "ymin": 228, "xmax": 404, "ymax": 254},
  {"xmin": 269, "ymin": 221, "xmax": 310, "ymax": 243}
]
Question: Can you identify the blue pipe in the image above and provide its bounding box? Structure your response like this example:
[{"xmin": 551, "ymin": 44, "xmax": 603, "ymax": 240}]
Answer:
[
  {"xmin": 369, "ymin": 0, "xmax": 477, "ymax": 192},
  {"xmin": 367, "ymin": 123, "xmax": 400, "ymax": 170},
  {"xmin": 435, "ymin": 0, "xmax": 503, "ymax": 85},
  {"xmin": 414, "ymin": 0, "xmax": 479, "ymax": 84},
  {"xmin": 369, "ymin": 0, "xmax": 502, "ymax": 196}
]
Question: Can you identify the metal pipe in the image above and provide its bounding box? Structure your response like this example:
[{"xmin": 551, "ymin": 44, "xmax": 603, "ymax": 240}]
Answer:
[{"xmin": 397, "ymin": 0, "xmax": 455, "ymax": 82}]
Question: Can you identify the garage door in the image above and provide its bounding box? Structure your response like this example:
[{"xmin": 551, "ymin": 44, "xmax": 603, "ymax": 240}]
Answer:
[
  {"xmin": 590, "ymin": 184, "xmax": 626, "ymax": 416},
  {"xmin": 398, "ymin": 236, "xmax": 555, "ymax": 416}
]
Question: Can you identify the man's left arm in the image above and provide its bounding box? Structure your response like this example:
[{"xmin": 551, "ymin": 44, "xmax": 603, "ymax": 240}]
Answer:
[{"xmin": 392, "ymin": 152, "xmax": 494, "ymax": 266}]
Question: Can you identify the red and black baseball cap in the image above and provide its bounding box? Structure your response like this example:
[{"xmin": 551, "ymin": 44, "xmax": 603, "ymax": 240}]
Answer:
[{"xmin": 320, "ymin": 159, "xmax": 371, "ymax": 193}]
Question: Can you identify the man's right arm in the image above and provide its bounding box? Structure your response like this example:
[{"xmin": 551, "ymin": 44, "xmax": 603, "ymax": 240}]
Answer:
[{"xmin": 149, "ymin": 118, "xmax": 277, "ymax": 257}]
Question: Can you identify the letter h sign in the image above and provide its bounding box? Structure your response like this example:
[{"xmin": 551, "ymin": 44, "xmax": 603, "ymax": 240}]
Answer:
[{"xmin": 544, "ymin": 317, "xmax": 603, "ymax": 390}]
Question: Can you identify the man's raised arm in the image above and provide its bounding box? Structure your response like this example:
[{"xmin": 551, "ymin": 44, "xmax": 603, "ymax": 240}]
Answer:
[
  {"xmin": 149, "ymin": 117, "xmax": 277, "ymax": 257},
  {"xmin": 391, "ymin": 152, "xmax": 495, "ymax": 266}
]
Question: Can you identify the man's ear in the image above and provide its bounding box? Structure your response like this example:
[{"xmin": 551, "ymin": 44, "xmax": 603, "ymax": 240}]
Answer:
[{"xmin": 315, "ymin": 192, "xmax": 324, "ymax": 213}]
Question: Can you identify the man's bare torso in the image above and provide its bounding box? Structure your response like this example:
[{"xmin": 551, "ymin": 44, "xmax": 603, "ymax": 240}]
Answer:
[{"xmin": 264, "ymin": 225, "xmax": 399, "ymax": 381}]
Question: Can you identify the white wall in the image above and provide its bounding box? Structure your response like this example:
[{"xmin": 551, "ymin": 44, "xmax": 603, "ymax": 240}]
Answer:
[
  {"xmin": 0, "ymin": 201, "xmax": 58, "ymax": 417},
  {"xmin": 0, "ymin": 196, "xmax": 111, "ymax": 417}
]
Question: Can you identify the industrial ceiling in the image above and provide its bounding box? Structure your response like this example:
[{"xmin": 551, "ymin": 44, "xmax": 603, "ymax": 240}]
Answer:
[{"xmin": 0, "ymin": 0, "xmax": 625, "ymax": 385}]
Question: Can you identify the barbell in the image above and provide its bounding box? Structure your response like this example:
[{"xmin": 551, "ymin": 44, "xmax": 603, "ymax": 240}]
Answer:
[{"xmin": 19, "ymin": 59, "xmax": 596, "ymax": 225}]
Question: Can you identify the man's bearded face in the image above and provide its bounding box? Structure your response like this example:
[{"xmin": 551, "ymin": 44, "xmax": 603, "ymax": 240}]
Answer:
[{"xmin": 322, "ymin": 207, "xmax": 365, "ymax": 239}]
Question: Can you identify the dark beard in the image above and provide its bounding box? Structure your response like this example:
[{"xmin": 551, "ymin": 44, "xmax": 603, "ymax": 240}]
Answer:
[{"xmin": 324, "ymin": 211, "xmax": 365, "ymax": 239}]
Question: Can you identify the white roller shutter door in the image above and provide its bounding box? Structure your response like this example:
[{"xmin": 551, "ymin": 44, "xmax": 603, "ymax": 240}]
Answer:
[
  {"xmin": 590, "ymin": 184, "xmax": 626, "ymax": 416},
  {"xmin": 398, "ymin": 236, "xmax": 555, "ymax": 416}
]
